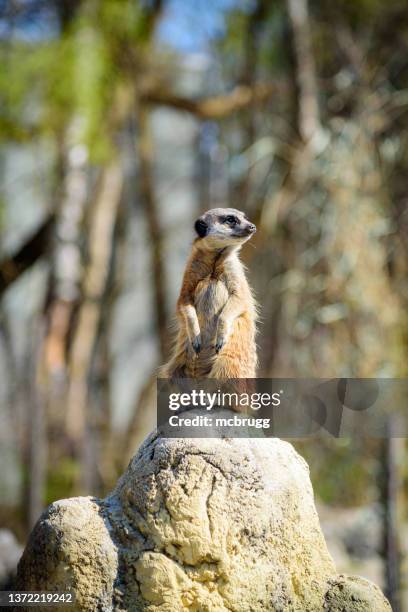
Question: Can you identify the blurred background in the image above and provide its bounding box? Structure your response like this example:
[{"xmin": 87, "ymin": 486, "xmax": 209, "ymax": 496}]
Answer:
[{"xmin": 0, "ymin": 0, "xmax": 407, "ymax": 608}]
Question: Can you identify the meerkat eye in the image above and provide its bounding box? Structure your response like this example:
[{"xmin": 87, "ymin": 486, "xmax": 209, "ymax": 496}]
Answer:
[{"xmin": 224, "ymin": 215, "xmax": 239, "ymax": 226}]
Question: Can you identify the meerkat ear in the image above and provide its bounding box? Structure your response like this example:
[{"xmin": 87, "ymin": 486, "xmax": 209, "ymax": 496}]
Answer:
[{"xmin": 194, "ymin": 219, "xmax": 208, "ymax": 238}]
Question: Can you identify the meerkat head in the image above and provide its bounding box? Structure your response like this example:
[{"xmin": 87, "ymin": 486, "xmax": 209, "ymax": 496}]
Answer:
[{"xmin": 194, "ymin": 207, "xmax": 256, "ymax": 250}]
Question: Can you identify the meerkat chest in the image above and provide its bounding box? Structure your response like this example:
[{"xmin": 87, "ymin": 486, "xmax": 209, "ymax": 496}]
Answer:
[{"xmin": 194, "ymin": 274, "xmax": 229, "ymax": 318}]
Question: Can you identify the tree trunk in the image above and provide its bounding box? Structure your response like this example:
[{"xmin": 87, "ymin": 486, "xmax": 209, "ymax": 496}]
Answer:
[
  {"xmin": 135, "ymin": 102, "xmax": 168, "ymax": 361},
  {"xmin": 26, "ymin": 321, "xmax": 47, "ymax": 530},
  {"xmin": 286, "ymin": 0, "xmax": 320, "ymax": 142},
  {"xmin": 381, "ymin": 415, "xmax": 403, "ymax": 611},
  {"xmin": 65, "ymin": 160, "xmax": 123, "ymax": 492}
]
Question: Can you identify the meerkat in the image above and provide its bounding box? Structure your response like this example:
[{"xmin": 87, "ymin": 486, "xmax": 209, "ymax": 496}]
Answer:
[{"xmin": 161, "ymin": 207, "xmax": 257, "ymax": 379}]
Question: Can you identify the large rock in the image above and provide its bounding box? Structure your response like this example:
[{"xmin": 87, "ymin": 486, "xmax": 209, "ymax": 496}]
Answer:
[{"xmin": 15, "ymin": 433, "xmax": 391, "ymax": 611}]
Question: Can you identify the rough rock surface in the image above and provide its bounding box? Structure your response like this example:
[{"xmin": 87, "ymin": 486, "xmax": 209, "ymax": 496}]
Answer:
[
  {"xmin": 324, "ymin": 575, "xmax": 392, "ymax": 611},
  {"xmin": 15, "ymin": 496, "xmax": 118, "ymax": 610},
  {"xmin": 15, "ymin": 433, "xmax": 391, "ymax": 611}
]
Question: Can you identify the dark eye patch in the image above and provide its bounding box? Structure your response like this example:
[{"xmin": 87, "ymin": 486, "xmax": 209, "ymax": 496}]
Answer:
[
  {"xmin": 194, "ymin": 218, "xmax": 208, "ymax": 237},
  {"xmin": 223, "ymin": 215, "xmax": 239, "ymax": 226}
]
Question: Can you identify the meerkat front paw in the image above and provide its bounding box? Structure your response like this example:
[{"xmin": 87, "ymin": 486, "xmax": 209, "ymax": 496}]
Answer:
[
  {"xmin": 215, "ymin": 320, "xmax": 230, "ymax": 353},
  {"xmin": 215, "ymin": 329, "xmax": 229, "ymax": 353},
  {"xmin": 191, "ymin": 334, "xmax": 201, "ymax": 354},
  {"xmin": 215, "ymin": 337, "xmax": 225, "ymax": 353}
]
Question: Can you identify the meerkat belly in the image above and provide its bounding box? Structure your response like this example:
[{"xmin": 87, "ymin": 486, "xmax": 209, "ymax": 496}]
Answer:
[{"xmin": 194, "ymin": 277, "xmax": 229, "ymax": 346}]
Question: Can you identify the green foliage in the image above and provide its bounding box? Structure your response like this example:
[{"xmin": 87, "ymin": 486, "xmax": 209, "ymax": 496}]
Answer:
[
  {"xmin": 0, "ymin": 0, "xmax": 154, "ymax": 159},
  {"xmin": 98, "ymin": 0, "xmax": 145, "ymax": 43},
  {"xmin": 257, "ymin": 9, "xmax": 291, "ymax": 75},
  {"xmin": 46, "ymin": 458, "xmax": 80, "ymax": 506},
  {"xmin": 70, "ymin": 19, "xmax": 114, "ymax": 160},
  {"xmin": 220, "ymin": 1, "xmax": 290, "ymax": 81},
  {"xmin": 295, "ymin": 439, "xmax": 380, "ymax": 506},
  {"xmin": 38, "ymin": 37, "xmax": 76, "ymax": 136},
  {"xmin": 0, "ymin": 41, "xmax": 64, "ymax": 140},
  {"xmin": 0, "ymin": 195, "xmax": 5, "ymax": 234},
  {"xmin": 325, "ymin": 0, "xmax": 392, "ymax": 27}
]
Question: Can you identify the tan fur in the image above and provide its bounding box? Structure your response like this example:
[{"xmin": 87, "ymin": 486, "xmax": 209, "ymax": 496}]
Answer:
[{"xmin": 161, "ymin": 208, "xmax": 257, "ymax": 379}]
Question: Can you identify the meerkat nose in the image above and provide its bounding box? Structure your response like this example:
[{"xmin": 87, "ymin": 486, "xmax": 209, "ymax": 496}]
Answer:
[{"xmin": 247, "ymin": 223, "xmax": 256, "ymax": 233}]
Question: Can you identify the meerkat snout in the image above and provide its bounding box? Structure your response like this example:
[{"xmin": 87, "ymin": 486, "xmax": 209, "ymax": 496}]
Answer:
[{"xmin": 194, "ymin": 207, "xmax": 256, "ymax": 249}]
